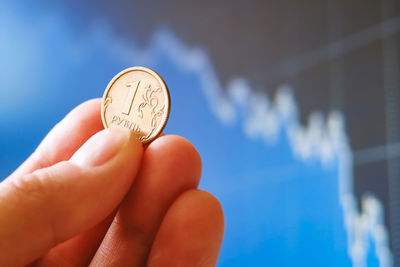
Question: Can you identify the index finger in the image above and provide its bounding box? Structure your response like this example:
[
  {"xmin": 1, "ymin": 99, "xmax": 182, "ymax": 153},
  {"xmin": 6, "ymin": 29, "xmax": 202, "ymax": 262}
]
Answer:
[{"xmin": 10, "ymin": 98, "xmax": 104, "ymax": 178}]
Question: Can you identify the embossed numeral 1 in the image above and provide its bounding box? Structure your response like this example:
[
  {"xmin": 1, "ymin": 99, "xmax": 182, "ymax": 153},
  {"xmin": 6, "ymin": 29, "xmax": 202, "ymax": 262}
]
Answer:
[{"xmin": 122, "ymin": 81, "xmax": 140, "ymax": 115}]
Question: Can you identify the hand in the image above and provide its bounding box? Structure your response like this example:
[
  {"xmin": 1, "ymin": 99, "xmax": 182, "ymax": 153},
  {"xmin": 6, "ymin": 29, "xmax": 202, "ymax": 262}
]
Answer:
[{"xmin": 0, "ymin": 99, "xmax": 224, "ymax": 267}]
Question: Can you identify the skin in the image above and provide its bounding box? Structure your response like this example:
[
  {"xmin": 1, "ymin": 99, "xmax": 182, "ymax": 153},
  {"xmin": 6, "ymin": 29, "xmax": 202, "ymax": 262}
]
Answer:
[{"xmin": 0, "ymin": 99, "xmax": 224, "ymax": 267}]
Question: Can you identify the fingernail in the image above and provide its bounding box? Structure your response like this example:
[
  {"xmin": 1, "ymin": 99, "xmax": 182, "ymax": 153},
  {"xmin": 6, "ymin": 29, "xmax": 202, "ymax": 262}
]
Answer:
[{"xmin": 70, "ymin": 127, "xmax": 132, "ymax": 167}]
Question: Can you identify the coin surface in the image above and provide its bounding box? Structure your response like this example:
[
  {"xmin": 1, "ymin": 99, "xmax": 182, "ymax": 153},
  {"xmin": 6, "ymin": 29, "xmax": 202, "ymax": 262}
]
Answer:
[{"xmin": 101, "ymin": 66, "xmax": 170, "ymax": 144}]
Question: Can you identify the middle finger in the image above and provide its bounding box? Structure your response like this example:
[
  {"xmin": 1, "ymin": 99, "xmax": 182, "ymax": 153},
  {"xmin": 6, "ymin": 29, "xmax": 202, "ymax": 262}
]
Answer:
[{"xmin": 90, "ymin": 135, "xmax": 202, "ymax": 266}]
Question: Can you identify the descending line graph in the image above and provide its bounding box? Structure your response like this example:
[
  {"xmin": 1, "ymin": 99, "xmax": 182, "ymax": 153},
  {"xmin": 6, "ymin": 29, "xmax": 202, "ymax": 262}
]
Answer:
[
  {"xmin": 0, "ymin": 2, "xmax": 395, "ymax": 265},
  {"xmin": 109, "ymin": 27, "xmax": 394, "ymax": 266}
]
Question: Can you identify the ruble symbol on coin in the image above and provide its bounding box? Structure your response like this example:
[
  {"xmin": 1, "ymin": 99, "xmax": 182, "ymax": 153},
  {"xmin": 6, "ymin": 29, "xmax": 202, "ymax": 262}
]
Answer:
[{"xmin": 101, "ymin": 66, "xmax": 171, "ymax": 144}]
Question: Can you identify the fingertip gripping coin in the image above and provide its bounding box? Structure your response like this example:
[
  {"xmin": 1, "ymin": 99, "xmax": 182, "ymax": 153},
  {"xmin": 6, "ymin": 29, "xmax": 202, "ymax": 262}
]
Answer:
[{"xmin": 101, "ymin": 66, "xmax": 171, "ymax": 144}]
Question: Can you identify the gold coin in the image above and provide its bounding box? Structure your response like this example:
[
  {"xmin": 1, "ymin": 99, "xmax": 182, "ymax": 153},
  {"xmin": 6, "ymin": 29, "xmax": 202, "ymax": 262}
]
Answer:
[{"xmin": 101, "ymin": 66, "xmax": 171, "ymax": 144}]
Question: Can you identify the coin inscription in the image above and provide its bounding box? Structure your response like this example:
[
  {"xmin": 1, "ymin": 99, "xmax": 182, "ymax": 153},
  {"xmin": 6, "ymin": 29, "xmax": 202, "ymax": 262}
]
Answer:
[{"xmin": 101, "ymin": 67, "xmax": 170, "ymax": 144}]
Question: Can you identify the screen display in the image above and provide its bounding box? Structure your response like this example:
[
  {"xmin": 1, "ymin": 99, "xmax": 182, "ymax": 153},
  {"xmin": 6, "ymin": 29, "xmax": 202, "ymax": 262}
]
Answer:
[{"xmin": 0, "ymin": 1, "xmax": 399, "ymax": 266}]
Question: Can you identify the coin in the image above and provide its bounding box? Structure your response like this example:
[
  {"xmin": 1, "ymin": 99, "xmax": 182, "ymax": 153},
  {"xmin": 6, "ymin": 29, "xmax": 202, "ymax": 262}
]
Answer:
[{"xmin": 101, "ymin": 66, "xmax": 171, "ymax": 144}]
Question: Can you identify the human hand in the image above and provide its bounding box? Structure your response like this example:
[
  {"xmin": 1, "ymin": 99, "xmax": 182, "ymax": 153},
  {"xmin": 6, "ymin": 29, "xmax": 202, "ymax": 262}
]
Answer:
[{"xmin": 0, "ymin": 99, "xmax": 224, "ymax": 266}]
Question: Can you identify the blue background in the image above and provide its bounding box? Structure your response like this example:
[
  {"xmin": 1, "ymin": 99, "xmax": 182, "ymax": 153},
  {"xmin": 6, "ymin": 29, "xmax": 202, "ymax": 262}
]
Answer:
[{"xmin": 0, "ymin": 2, "xmax": 390, "ymax": 266}]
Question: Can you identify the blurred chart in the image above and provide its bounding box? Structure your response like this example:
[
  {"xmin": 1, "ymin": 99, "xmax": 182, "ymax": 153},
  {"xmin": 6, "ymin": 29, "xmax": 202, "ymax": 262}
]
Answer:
[{"xmin": 0, "ymin": 1, "xmax": 399, "ymax": 266}]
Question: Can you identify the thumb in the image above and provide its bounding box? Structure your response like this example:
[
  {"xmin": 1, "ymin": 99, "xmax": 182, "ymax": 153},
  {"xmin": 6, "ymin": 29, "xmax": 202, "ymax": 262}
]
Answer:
[{"xmin": 0, "ymin": 127, "xmax": 143, "ymax": 266}]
